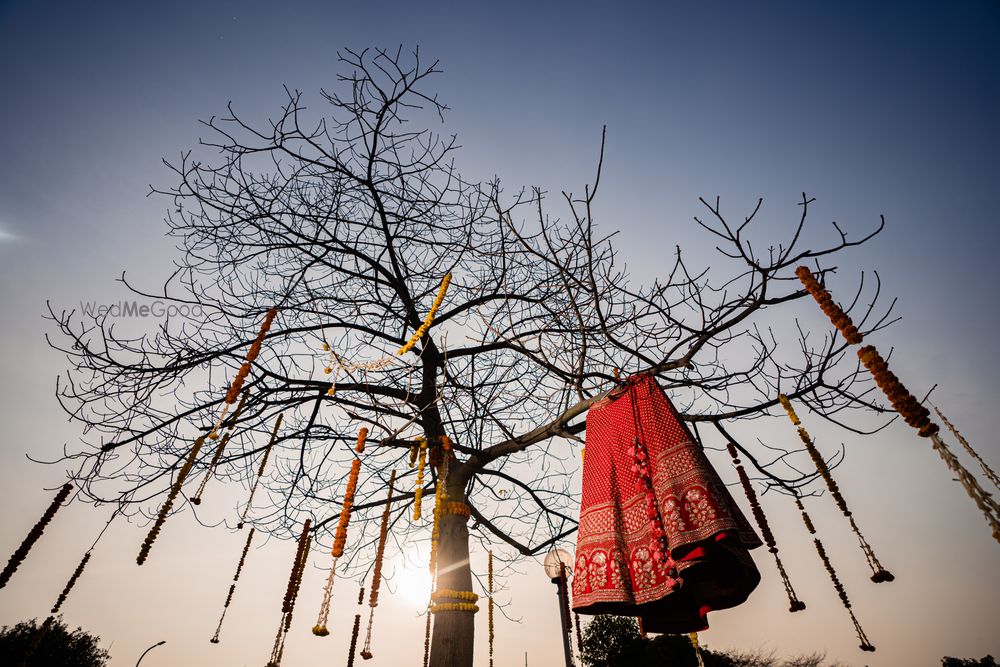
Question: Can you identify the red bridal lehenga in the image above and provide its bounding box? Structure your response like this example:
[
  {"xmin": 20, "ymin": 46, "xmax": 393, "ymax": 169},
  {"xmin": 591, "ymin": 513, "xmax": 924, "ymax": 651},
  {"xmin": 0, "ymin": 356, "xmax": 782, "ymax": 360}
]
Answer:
[{"xmin": 572, "ymin": 373, "xmax": 762, "ymax": 633}]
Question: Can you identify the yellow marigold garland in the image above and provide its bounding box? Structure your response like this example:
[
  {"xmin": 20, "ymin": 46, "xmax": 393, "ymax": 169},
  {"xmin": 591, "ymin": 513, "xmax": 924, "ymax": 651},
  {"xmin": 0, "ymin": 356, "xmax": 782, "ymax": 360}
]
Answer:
[
  {"xmin": 429, "ymin": 601, "xmax": 479, "ymax": 614},
  {"xmin": 211, "ymin": 527, "xmax": 255, "ymax": 644},
  {"xmin": 314, "ymin": 428, "xmax": 369, "ymax": 637},
  {"xmin": 794, "ymin": 497, "xmax": 875, "ymax": 652},
  {"xmin": 690, "ymin": 632, "xmax": 705, "ymax": 667},
  {"xmin": 779, "ymin": 394, "xmax": 893, "ymax": 583},
  {"xmin": 795, "ymin": 266, "xmax": 863, "ymax": 345},
  {"xmin": 137, "ymin": 437, "xmax": 205, "ymax": 565},
  {"xmin": 238, "ymin": 414, "xmax": 282, "ymax": 529},
  {"xmin": 397, "ymin": 273, "xmax": 452, "ymax": 355},
  {"xmin": 413, "ymin": 438, "xmax": 428, "ymax": 521},
  {"xmin": 211, "ymin": 308, "xmax": 277, "ymax": 439},
  {"xmin": 360, "ymin": 469, "xmax": 397, "ymax": 660},
  {"xmin": 0, "ymin": 483, "xmax": 73, "ymax": 590},
  {"xmin": 431, "ymin": 588, "xmax": 479, "ymax": 602},
  {"xmin": 725, "ymin": 443, "xmax": 805, "ymax": 612}
]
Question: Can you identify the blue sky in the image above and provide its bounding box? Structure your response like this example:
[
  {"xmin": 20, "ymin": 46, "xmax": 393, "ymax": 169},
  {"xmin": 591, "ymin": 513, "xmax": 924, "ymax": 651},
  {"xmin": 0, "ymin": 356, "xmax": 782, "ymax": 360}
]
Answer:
[{"xmin": 1, "ymin": 2, "xmax": 998, "ymax": 666}]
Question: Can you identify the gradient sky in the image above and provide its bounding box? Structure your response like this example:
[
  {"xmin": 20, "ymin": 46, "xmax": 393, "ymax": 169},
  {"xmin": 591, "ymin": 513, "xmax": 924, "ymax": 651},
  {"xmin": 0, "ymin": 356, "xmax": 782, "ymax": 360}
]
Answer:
[{"xmin": 1, "ymin": 2, "xmax": 998, "ymax": 666}]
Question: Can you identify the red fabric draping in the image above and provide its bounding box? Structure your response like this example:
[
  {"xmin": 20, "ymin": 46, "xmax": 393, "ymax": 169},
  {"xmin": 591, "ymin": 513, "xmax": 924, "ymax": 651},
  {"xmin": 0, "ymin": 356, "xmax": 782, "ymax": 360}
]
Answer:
[{"xmin": 572, "ymin": 374, "xmax": 762, "ymax": 633}]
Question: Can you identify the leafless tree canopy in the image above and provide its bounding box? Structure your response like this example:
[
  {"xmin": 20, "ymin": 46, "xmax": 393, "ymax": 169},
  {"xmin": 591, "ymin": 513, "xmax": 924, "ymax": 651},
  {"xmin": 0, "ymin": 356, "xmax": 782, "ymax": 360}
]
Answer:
[{"xmin": 47, "ymin": 47, "xmax": 894, "ymax": 579}]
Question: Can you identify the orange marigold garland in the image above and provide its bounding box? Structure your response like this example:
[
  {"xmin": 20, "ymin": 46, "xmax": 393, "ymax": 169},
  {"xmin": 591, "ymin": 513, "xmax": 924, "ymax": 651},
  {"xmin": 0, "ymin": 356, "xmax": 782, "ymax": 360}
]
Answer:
[
  {"xmin": 797, "ymin": 266, "xmax": 1000, "ymax": 544},
  {"xmin": 933, "ymin": 404, "xmax": 1000, "ymax": 491},
  {"xmin": 795, "ymin": 497, "xmax": 875, "ymax": 652},
  {"xmin": 192, "ymin": 389, "xmax": 249, "ymax": 506},
  {"xmin": 360, "ymin": 469, "xmax": 397, "ymax": 660},
  {"xmin": 858, "ymin": 345, "xmax": 1000, "ymax": 543},
  {"xmin": 211, "ymin": 308, "xmax": 277, "ymax": 439},
  {"xmin": 238, "ymin": 414, "xmax": 283, "ymax": 529},
  {"xmin": 268, "ymin": 519, "xmax": 312, "ymax": 667},
  {"xmin": 211, "ymin": 527, "xmax": 255, "ymax": 644},
  {"xmin": 137, "ymin": 436, "xmax": 205, "ymax": 565},
  {"xmin": 794, "ymin": 266, "xmax": 863, "ymax": 344},
  {"xmin": 725, "ymin": 443, "xmax": 805, "ymax": 612},
  {"xmin": 413, "ymin": 438, "xmax": 428, "ymax": 521},
  {"xmin": 314, "ymin": 428, "xmax": 368, "ymax": 636},
  {"xmin": 0, "ymin": 482, "xmax": 72, "ymax": 590},
  {"xmin": 778, "ymin": 394, "xmax": 893, "ymax": 583}
]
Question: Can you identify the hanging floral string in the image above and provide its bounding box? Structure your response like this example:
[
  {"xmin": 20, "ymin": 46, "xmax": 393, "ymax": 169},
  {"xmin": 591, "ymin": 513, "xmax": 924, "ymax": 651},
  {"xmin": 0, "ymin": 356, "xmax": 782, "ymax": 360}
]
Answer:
[
  {"xmin": 488, "ymin": 550, "xmax": 495, "ymax": 667},
  {"xmin": 314, "ymin": 428, "xmax": 368, "ymax": 637},
  {"xmin": 360, "ymin": 469, "xmax": 397, "ymax": 660},
  {"xmin": 778, "ymin": 395, "xmax": 893, "ymax": 583},
  {"xmin": 210, "ymin": 308, "xmax": 277, "ymax": 439},
  {"xmin": 49, "ymin": 510, "xmax": 118, "ymax": 617},
  {"xmin": 238, "ymin": 414, "xmax": 283, "ymax": 529},
  {"xmin": 932, "ymin": 404, "xmax": 999, "ymax": 490},
  {"xmin": 320, "ymin": 273, "xmax": 454, "ymax": 384},
  {"xmin": 192, "ymin": 389, "xmax": 249, "ymax": 506},
  {"xmin": 794, "ymin": 497, "xmax": 875, "ymax": 652},
  {"xmin": 724, "ymin": 442, "xmax": 805, "ymax": 612},
  {"xmin": 794, "ymin": 266, "xmax": 863, "ymax": 344},
  {"xmin": 267, "ymin": 519, "xmax": 312, "ymax": 667},
  {"xmin": 137, "ymin": 436, "xmax": 205, "ymax": 565},
  {"xmin": 397, "ymin": 273, "xmax": 453, "ymax": 356},
  {"xmin": 0, "ymin": 482, "xmax": 72, "ymax": 590},
  {"xmin": 413, "ymin": 438, "xmax": 428, "ymax": 521},
  {"xmin": 348, "ymin": 587, "xmax": 365, "ymax": 667},
  {"xmin": 858, "ymin": 345, "xmax": 1000, "ymax": 543},
  {"xmin": 689, "ymin": 633, "xmax": 706, "ymax": 667},
  {"xmin": 796, "ymin": 266, "xmax": 1000, "ymax": 544},
  {"xmin": 211, "ymin": 527, "xmax": 255, "ymax": 644}
]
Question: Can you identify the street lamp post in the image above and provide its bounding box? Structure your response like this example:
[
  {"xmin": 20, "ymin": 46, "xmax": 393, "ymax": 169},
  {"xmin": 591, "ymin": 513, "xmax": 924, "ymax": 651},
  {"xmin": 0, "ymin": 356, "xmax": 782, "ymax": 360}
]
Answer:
[
  {"xmin": 135, "ymin": 639, "xmax": 166, "ymax": 666},
  {"xmin": 543, "ymin": 549, "xmax": 574, "ymax": 667}
]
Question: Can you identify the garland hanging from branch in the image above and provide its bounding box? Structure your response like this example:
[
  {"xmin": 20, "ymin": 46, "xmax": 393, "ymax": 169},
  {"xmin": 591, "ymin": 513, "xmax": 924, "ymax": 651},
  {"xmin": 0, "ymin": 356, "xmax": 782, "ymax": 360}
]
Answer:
[
  {"xmin": 211, "ymin": 527, "xmax": 255, "ymax": 644},
  {"xmin": 48, "ymin": 511, "xmax": 117, "ymax": 616},
  {"xmin": 210, "ymin": 308, "xmax": 277, "ymax": 439},
  {"xmin": 795, "ymin": 497, "xmax": 875, "ymax": 652},
  {"xmin": 192, "ymin": 389, "xmax": 249, "ymax": 506},
  {"xmin": 320, "ymin": 273, "xmax": 454, "ymax": 385},
  {"xmin": 238, "ymin": 414, "xmax": 283, "ymax": 530},
  {"xmin": 360, "ymin": 469, "xmax": 397, "ymax": 660},
  {"xmin": 932, "ymin": 404, "xmax": 1000, "ymax": 491},
  {"xmin": 346, "ymin": 586, "xmax": 365, "ymax": 667},
  {"xmin": 689, "ymin": 632, "xmax": 706, "ymax": 667},
  {"xmin": 413, "ymin": 438, "xmax": 428, "ymax": 521},
  {"xmin": 267, "ymin": 518, "xmax": 311, "ymax": 667},
  {"xmin": 778, "ymin": 394, "xmax": 893, "ymax": 583},
  {"xmin": 0, "ymin": 482, "xmax": 72, "ymax": 590},
  {"xmin": 313, "ymin": 428, "xmax": 368, "ymax": 636},
  {"xmin": 137, "ymin": 436, "xmax": 205, "ymax": 565},
  {"xmin": 724, "ymin": 442, "xmax": 805, "ymax": 612},
  {"xmin": 796, "ymin": 266, "xmax": 1000, "ymax": 544}
]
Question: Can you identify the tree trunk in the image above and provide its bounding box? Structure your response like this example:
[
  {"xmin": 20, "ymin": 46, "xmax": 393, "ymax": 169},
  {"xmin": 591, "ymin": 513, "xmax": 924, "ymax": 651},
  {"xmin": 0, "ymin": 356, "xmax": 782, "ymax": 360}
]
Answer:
[{"xmin": 428, "ymin": 488, "xmax": 475, "ymax": 667}]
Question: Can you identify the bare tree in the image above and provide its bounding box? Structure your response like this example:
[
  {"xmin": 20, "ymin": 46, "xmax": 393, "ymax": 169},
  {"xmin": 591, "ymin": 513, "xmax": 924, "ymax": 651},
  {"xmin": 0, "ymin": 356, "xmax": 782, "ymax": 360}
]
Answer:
[{"xmin": 47, "ymin": 47, "xmax": 892, "ymax": 667}]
